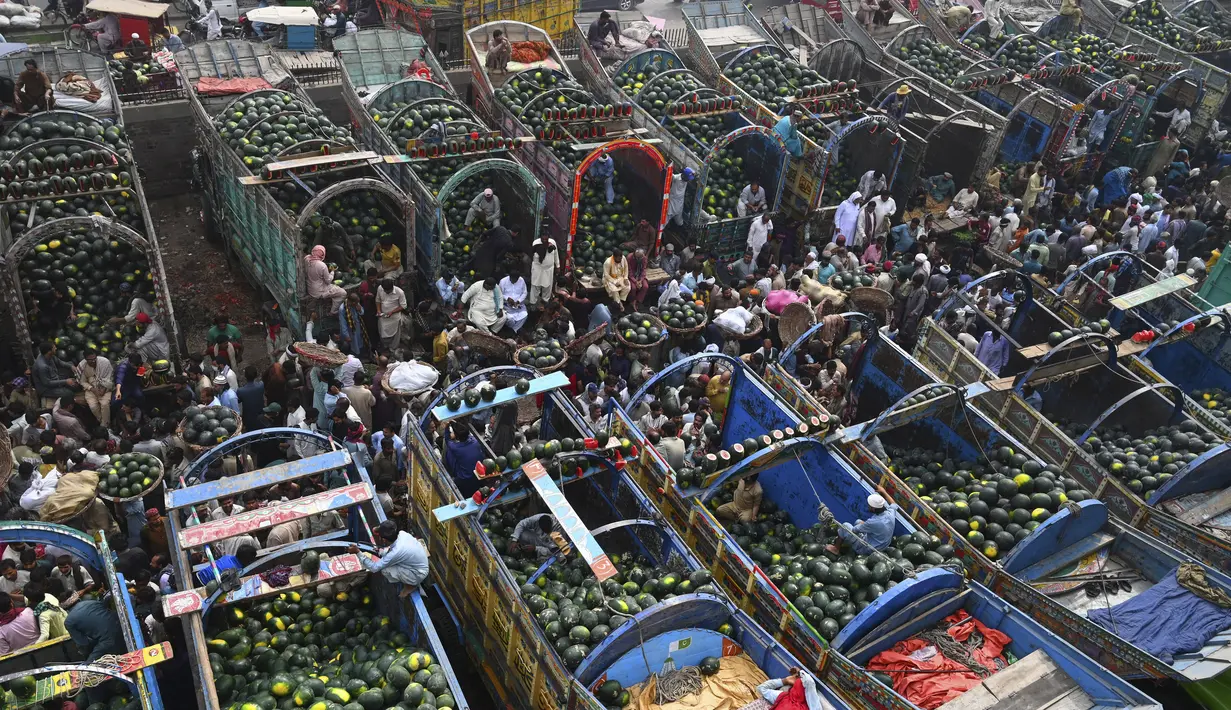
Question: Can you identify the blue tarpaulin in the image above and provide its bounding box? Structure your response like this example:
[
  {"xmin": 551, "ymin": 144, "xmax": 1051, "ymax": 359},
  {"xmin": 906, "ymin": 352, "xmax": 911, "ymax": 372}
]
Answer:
[{"xmin": 1088, "ymin": 570, "xmax": 1231, "ymax": 663}]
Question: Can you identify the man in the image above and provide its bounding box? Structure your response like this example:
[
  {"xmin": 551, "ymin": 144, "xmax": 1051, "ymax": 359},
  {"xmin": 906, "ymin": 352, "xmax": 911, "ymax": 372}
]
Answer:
[
  {"xmin": 50, "ymin": 555, "xmax": 95, "ymax": 602},
  {"xmin": 666, "ymin": 167, "xmax": 695, "ymax": 227},
  {"xmin": 77, "ymin": 349, "xmax": 113, "ymax": 427},
  {"xmin": 944, "ymin": 2, "xmax": 972, "ymax": 28},
  {"xmin": 341, "ymin": 374, "xmax": 375, "ymax": 431},
  {"xmin": 826, "ymin": 493, "xmax": 895, "ymax": 555},
  {"xmin": 757, "ymin": 669, "xmax": 829, "ymax": 710},
  {"xmin": 84, "ymin": 11, "xmax": 122, "ymax": 52},
  {"xmin": 602, "ymin": 248, "xmax": 631, "ymax": 304},
  {"xmin": 160, "ymin": 27, "xmax": 184, "ymax": 52},
  {"xmin": 375, "ymin": 278, "xmax": 407, "ymax": 353},
  {"xmin": 235, "ymin": 366, "xmax": 265, "ymax": 432},
  {"xmin": 737, "ymin": 179, "xmax": 768, "ymax": 217},
  {"xmin": 529, "ymin": 233, "xmax": 559, "ymax": 311},
  {"xmin": 1157, "ymin": 103, "xmax": 1192, "ymax": 139},
  {"xmin": 499, "ymin": 266, "xmax": 529, "ymax": 333},
  {"xmin": 588, "ymin": 153, "xmax": 615, "ymax": 204},
  {"xmin": 989, "ymin": 217, "xmax": 1014, "ymax": 251},
  {"xmin": 351, "ymin": 521, "xmax": 428, "ymax": 597},
  {"xmin": 976, "ymin": 328, "xmax": 1011, "ymax": 376},
  {"xmin": 657, "ymin": 421, "xmax": 686, "ymax": 470},
  {"xmin": 206, "ymin": 314, "xmax": 243, "ymax": 369},
  {"xmin": 0, "ymin": 594, "xmax": 37, "ymax": 655},
  {"xmin": 52, "ymin": 396, "xmax": 90, "ymax": 442},
  {"xmin": 951, "ymin": 184, "xmax": 978, "ymax": 215},
  {"xmin": 201, "ymin": 0, "xmax": 223, "ymax": 40},
  {"xmin": 15, "ymin": 59, "xmax": 52, "ymax": 114},
  {"xmin": 774, "ymin": 109, "xmax": 805, "ymax": 158},
  {"xmin": 926, "ymin": 172, "xmax": 956, "ymax": 209},
  {"xmin": 33, "ymin": 341, "xmax": 76, "ymax": 409},
  {"xmin": 869, "ymin": 190, "xmax": 897, "ymax": 241},
  {"xmin": 212, "ymin": 373, "xmax": 239, "ymax": 415},
  {"xmin": 879, "ymin": 84, "xmax": 911, "ymax": 122},
  {"xmin": 469, "ymin": 224, "xmax": 516, "ymax": 279},
  {"xmin": 575, "ymin": 382, "xmax": 603, "ymax": 414},
  {"xmin": 587, "ymin": 10, "xmax": 620, "ymax": 53},
  {"xmin": 747, "ymin": 211, "xmax": 773, "ymax": 261},
  {"xmin": 65, "ymin": 597, "xmax": 126, "ymax": 662},
  {"xmin": 109, "ymin": 534, "xmax": 149, "ymax": 580},
  {"xmin": 131, "ymin": 312, "xmax": 170, "ymax": 363},
  {"xmin": 658, "ymin": 243, "xmax": 680, "ymax": 278},
  {"xmin": 1102, "ymin": 166, "xmax": 1137, "ymax": 206},
  {"xmin": 461, "ymin": 277, "xmax": 505, "ymax": 333},
  {"xmin": 464, "ymin": 188, "xmax": 501, "ymax": 228},
  {"xmin": 511, "ymin": 514, "xmax": 561, "ymax": 557},
  {"xmin": 435, "ymin": 270, "xmax": 465, "ymax": 309}
]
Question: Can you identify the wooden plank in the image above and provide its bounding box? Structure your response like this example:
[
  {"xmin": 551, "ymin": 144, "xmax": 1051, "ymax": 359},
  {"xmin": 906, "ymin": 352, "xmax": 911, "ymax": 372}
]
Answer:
[
  {"xmin": 431, "ymin": 371, "xmax": 569, "ymax": 424},
  {"xmin": 166, "ymin": 449, "xmax": 351, "ymax": 510},
  {"xmin": 523, "ymin": 458, "xmax": 617, "ymax": 582},
  {"xmin": 176, "ymin": 482, "xmax": 371, "ymax": 548},
  {"xmin": 162, "ymin": 553, "xmax": 369, "ymax": 617},
  {"xmin": 1179, "ymin": 486, "xmax": 1231, "ymax": 526},
  {"xmin": 982, "ymin": 651, "xmax": 1077, "ymax": 706},
  {"xmin": 260, "ymin": 150, "xmax": 378, "ymax": 171},
  {"xmin": 1110, "ymin": 274, "xmax": 1197, "ymax": 310},
  {"xmin": 937, "ymin": 684, "xmax": 998, "ymax": 710},
  {"xmin": 1018, "ymin": 532, "xmax": 1116, "ymax": 582}
]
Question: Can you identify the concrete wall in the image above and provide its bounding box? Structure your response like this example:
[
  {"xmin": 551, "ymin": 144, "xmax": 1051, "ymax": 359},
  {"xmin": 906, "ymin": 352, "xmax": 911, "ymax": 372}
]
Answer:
[{"xmin": 124, "ymin": 82, "xmax": 401, "ymax": 198}]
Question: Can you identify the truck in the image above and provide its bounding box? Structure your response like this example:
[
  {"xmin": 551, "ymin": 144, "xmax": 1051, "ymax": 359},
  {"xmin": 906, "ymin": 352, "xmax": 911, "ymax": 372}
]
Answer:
[
  {"xmin": 0, "ymin": 48, "xmax": 179, "ymax": 366},
  {"xmin": 913, "ymin": 312, "xmax": 1231, "ymax": 572},
  {"xmin": 160, "ymin": 427, "xmax": 471, "ymax": 710},
  {"xmin": 178, "ymin": 40, "xmax": 415, "ymax": 336},
  {"xmin": 0, "ymin": 521, "xmax": 166, "ymax": 710},
  {"xmin": 401, "ymin": 366, "xmax": 855, "ymax": 710},
  {"xmin": 611, "ymin": 352, "xmax": 1168, "ymax": 709},
  {"xmin": 335, "ymin": 28, "xmax": 545, "ymax": 281},
  {"xmin": 764, "ymin": 316, "xmax": 1231, "ymax": 701},
  {"xmin": 567, "ymin": 16, "xmax": 789, "ymax": 259}
]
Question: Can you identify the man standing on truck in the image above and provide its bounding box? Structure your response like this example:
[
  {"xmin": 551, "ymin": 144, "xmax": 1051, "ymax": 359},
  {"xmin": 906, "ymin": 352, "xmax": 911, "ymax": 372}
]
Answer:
[
  {"xmin": 587, "ymin": 11, "xmax": 620, "ymax": 54},
  {"xmin": 465, "ymin": 188, "xmax": 501, "ymax": 228},
  {"xmin": 351, "ymin": 520, "xmax": 429, "ymax": 598},
  {"xmin": 666, "ymin": 167, "xmax": 695, "ymax": 227},
  {"xmin": 588, "ymin": 153, "xmax": 615, "ymax": 204}
]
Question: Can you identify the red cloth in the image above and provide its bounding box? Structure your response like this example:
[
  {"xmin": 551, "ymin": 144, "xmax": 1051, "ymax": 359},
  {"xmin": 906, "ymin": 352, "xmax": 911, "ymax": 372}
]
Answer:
[
  {"xmin": 866, "ymin": 611, "xmax": 1012, "ymax": 710},
  {"xmin": 195, "ymin": 77, "xmax": 274, "ymax": 96},
  {"xmin": 771, "ymin": 679, "xmax": 809, "ymax": 710}
]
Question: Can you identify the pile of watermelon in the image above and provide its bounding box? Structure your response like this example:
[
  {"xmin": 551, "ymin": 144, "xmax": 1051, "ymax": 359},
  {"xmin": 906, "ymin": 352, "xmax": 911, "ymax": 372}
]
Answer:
[
  {"xmin": 708, "ymin": 482, "xmax": 962, "ymax": 640},
  {"xmin": 97, "ymin": 452, "xmax": 163, "ymax": 500},
  {"xmin": 675, "ymin": 420, "xmax": 826, "ymax": 489},
  {"xmin": 616, "ymin": 312, "xmax": 664, "ymax": 346},
  {"xmin": 485, "ymin": 508, "xmax": 724, "ymax": 671},
  {"xmin": 657, "ymin": 296, "xmax": 706, "ymax": 331},
  {"xmin": 204, "ymin": 582, "xmax": 459, "ymax": 710},
  {"xmin": 1055, "ymin": 418, "xmax": 1214, "ymax": 496},
  {"xmin": 181, "ymin": 405, "xmax": 241, "ymax": 448},
  {"xmin": 517, "ymin": 335, "xmax": 566, "ymax": 370}
]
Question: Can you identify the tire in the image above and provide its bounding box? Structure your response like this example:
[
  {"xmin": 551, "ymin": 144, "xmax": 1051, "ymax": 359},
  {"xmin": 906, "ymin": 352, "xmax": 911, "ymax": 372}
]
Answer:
[
  {"xmin": 65, "ymin": 26, "xmax": 91, "ymax": 51},
  {"xmin": 172, "ymin": 0, "xmax": 196, "ymax": 14},
  {"xmin": 618, "ymin": 0, "xmax": 633, "ymax": 8},
  {"xmin": 181, "ymin": 29, "xmax": 199, "ymax": 47}
]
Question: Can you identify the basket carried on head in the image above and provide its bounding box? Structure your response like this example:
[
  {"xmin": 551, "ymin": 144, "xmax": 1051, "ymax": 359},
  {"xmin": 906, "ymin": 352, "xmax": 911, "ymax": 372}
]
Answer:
[
  {"xmin": 565, "ymin": 323, "xmax": 607, "ymax": 356},
  {"xmin": 985, "ymin": 247, "xmax": 1023, "ymax": 270},
  {"xmin": 849, "ymin": 286, "xmax": 894, "ymax": 312},
  {"xmin": 96, "ymin": 459, "xmax": 166, "ymax": 504},
  {"xmin": 615, "ymin": 313, "xmax": 668, "ymax": 350},
  {"xmin": 463, "ymin": 328, "xmax": 516, "ymax": 362},
  {"xmin": 657, "ymin": 298, "xmax": 708, "ymax": 336},
  {"xmin": 381, "ymin": 361, "xmax": 441, "ymax": 400},
  {"xmin": 717, "ymin": 314, "xmax": 763, "ymax": 341},
  {"xmin": 177, "ymin": 408, "xmax": 245, "ymax": 455},
  {"xmin": 293, "ymin": 341, "xmax": 349, "ymax": 367},
  {"xmin": 778, "ymin": 301, "xmax": 816, "ymax": 349},
  {"xmin": 516, "ymin": 345, "xmax": 568, "ymax": 373}
]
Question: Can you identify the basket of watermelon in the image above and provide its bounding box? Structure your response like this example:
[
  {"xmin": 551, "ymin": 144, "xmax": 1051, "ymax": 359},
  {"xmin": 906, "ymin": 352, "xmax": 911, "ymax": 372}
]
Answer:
[
  {"xmin": 615, "ymin": 312, "xmax": 668, "ymax": 349},
  {"xmin": 516, "ymin": 335, "xmax": 569, "ymax": 373},
  {"xmin": 656, "ymin": 297, "xmax": 708, "ymax": 335},
  {"xmin": 96, "ymin": 452, "xmax": 165, "ymax": 502},
  {"xmin": 177, "ymin": 404, "xmax": 244, "ymax": 454}
]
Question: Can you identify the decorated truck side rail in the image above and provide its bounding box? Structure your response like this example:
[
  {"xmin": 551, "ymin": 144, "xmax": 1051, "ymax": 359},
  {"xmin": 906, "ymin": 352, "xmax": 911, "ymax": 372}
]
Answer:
[
  {"xmin": 403, "ymin": 365, "xmax": 856, "ymax": 710},
  {"xmin": 613, "ymin": 356, "xmax": 1168, "ymax": 709},
  {"xmin": 161, "ymin": 428, "xmax": 470, "ymax": 710},
  {"xmin": 913, "ymin": 317, "xmax": 1231, "ymax": 570},
  {"xmin": 0, "ymin": 521, "xmax": 166, "ymax": 710},
  {"xmin": 177, "ymin": 40, "xmax": 415, "ymax": 337}
]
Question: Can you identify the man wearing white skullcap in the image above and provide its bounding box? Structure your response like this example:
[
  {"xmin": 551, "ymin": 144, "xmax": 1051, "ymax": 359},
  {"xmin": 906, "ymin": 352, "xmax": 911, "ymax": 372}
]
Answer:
[
  {"xmin": 826, "ymin": 492, "xmax": 896, "ymax": 555},
  {"xmin": 465, "ymin": 187, "xmax": 501, "ymax": 227}
]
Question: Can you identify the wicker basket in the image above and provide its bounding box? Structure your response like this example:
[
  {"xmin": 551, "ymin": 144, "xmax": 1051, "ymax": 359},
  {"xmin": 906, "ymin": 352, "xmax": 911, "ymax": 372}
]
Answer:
[
  {"xmin": 380, "ymin": 364, "xmax": 440, "ymax": 400},
  {"xmin": 293, "ymin": 341, "xmax": 348, "ymax": 367},
  {"xmin": 778, "ymin": 301, "xmax": 817, "ymax": 348},
  {"xmin": 849, "ymin": 286, "xmax": 894, "ymax": 311},
  {"xmin": 516, "ymin": 345, "xmax": 569, "ymax": 373},
  {"xmin": 615, "ymin": 313, "xmax": 668, "ymax": 350},
  {"xmin": 463, "ymin": 328, "xmax": 516, "ymax": 362},
  {"xmin": 985, "ymin": 247, "xmax": 1023, "ymax": 270},
  {"xmin": 0, "ymin": 435, "xmax": 12, "ymax": 491},
  {"xmin": 565, "ymin": 323, "xmax": 607, "ymax": 356},
  {"xmin": 662, "ymin": 309, "xmax": 708, "ymax": 336},
  {"xmin": 718, "ymin": 314, "xmax": 764, "ymax": 341},
  {"xmin": 96, "ymin": 462, "xmax": 166, "ymax": 504},
  {"xmin": 177, "ymin": 408, "xmax": 246, "ymax": 455}
]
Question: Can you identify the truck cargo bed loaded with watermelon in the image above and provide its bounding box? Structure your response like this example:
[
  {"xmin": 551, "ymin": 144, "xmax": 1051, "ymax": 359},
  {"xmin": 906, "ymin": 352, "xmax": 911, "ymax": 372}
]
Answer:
[
  {"xmin": 334, "ymin": 29, "xmax": 545, "ymax": 281},
  {"xmin": 404, "ymin": 366, "xmax": 855, "ymax": 710},
  {"xmin": 162, "ymin": 427, "xmax": 471, "ymax": 710},
  {"xmin": 0, "ymin": 48, "xmax": 178, "ymax": 365},
  {"xmin": 177, "ymin": 40, "xmax": 414, "ymax": 336}
]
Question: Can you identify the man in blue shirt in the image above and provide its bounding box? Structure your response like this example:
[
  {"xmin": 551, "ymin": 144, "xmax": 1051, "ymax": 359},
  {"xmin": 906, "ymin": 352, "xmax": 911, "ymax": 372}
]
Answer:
[
  {"xmin": 774, "ymin": 110, "xmax": 804, "ymax": 158},
  {"xmin": 352, "ymin": 521, "xmax": 429, "ymax": 598},
  {"xmin": 214, "ymin": 374, "xmax": 240, "ymax": 415},
  {"xmin": 827, "ymin": 493, "xmax": 895, "ymax": 555}
]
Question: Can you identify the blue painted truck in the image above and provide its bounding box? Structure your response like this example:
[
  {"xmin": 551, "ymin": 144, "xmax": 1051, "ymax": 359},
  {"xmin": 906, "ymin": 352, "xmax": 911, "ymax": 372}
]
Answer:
[
  {"xmin": 612, "ymin": 353, "xmax": 1165, "ymax": 709},
  {"xmin": 915, "ymin": 294, "xmax": 1231, "ymax": 571},
  {"xmin": 402, "ymin": 366, "xmax": 852, "ymax": 710},
  {"xmin": 770, "ymin": 323, "xmax": 1231, "ymax": 698},
  {"xmin": 161, "ymin": 428, "xmax": 470, "ymax": 710},
  {"xmin": 0, "ymin": 521, "xmax": 165, "ymax": 710}
]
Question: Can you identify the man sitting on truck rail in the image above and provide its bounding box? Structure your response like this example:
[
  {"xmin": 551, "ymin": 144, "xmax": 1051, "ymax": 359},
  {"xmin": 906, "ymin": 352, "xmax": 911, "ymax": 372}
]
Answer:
[
  {"xmin": 350, "ymin": 520, "xmax": 429, "ymax": 598},
  {"xmin": 826, "ymin": 493, "xmax": 896, "ymax": 556}
]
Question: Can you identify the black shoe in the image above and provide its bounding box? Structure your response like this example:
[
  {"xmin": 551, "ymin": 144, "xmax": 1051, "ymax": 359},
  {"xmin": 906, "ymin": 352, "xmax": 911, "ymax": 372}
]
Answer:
[
  {"xmin": 1121, "ymin": 580, "xmax": 1133, "ymax": 593},
  {"xmin": 1105, "ymin": 582, "xmax": 1119, "ymax": 595},
  {"xmin": 1085, "ymin": 583, "xmax": 1100, "ymax": 598}
]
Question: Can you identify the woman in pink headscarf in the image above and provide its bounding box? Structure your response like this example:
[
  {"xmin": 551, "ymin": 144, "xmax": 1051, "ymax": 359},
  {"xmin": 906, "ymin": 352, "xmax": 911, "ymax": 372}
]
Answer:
[{"xmin": 305, "ymin": 245, "xmax": 347, "ymax": 315}]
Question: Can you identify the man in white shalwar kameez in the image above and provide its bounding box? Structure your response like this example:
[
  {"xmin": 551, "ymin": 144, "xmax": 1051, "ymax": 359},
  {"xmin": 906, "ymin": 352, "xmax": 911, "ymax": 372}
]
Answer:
[
  {"xmin": 833, "ymin": 191, "xmax": 862, "ymax": 243},
  {"xmin": 375, "ymin": 279, "xmax": 407, "ymax": 352},
  {"xmin": 499, "ymin": 268, "xmax": 529, "ymax": 333},
  {"xmin": 462, "ymin": 277, "xmax": 506, "ymax": 333},
  {"xmin": 858, "ymin": 170, "xmax": 887, "ymax": 200}
]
